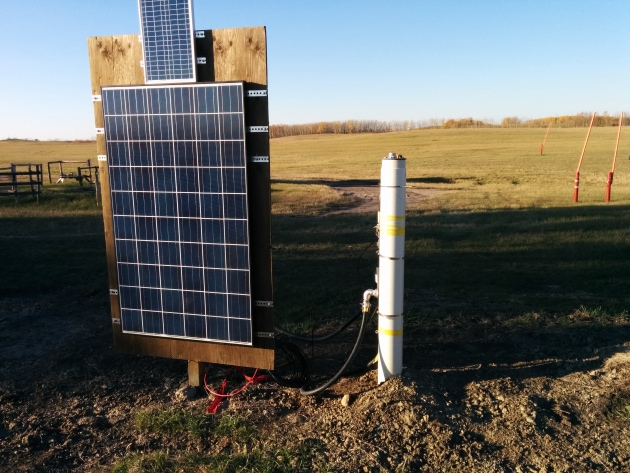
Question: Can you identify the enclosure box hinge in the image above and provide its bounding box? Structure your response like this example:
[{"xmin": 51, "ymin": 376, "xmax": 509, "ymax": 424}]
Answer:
[
  {"xmin": 92, "ymin": 95, "xmax": 102, "ymax": 102},
  {"xmin": 196, "ymin": 57, "xmax": 206, "ymax": 64},
  {"xmin": 249, "ymin": 156, "xmax": 269, "ymax": 163},
  {"xmin": 112, "ymin": 318, "xmax": 121, "ymax": 325},
  {"xmin": 256, "ymin": 331, "xmax": 275, "ymax": 339},
  {"xmin": 247, "ymin": 126, "xmax": 268, "ymax": 133},
  {"xmin": 254, "ymin": 300, "xmax": 273, "ymax": 308},
  {"xmin": 109, "ymin": 289, "xmax": 118, "ymax": 295},
  {"xmin": 246, "ymin": 90, "xmax": 267, "ymax": 98}
]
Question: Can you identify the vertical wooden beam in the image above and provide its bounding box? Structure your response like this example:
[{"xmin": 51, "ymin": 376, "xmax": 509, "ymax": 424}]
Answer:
[{"xmin": 88, "ymin": 34, "xmax": 144, "ymax": 299}]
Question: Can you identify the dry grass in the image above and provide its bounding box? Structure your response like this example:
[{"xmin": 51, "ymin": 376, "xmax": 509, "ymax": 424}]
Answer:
[
  {"xmin": 271, "ymin": 183, "xmax": 360, "ymax": 215},
  {"xmin": 270, "ymin": 127, "xmax": 630, "ymax": 209},
  {"xmin": 3, "ymin": 127, "xmax": 629, "ymax": 213},
  {"xmin": 0, "ymin": 140, "xmax": 96, "ymax": 168}
]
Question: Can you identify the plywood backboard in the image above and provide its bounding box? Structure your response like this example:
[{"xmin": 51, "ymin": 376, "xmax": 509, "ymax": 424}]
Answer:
[{"xmin": 87, "ymin": 26, "xmax": 274, "ymax": 370}]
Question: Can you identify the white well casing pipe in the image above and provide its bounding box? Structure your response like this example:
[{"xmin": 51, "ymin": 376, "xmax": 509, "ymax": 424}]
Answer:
[{"xmin": 377, "ymin": 153, "xmax": 406, "ymax": 383}]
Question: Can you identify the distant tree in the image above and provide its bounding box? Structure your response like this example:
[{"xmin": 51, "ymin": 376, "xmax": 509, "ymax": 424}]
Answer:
[{"xmin": 501, "ymin": 117, "xmax": 520, "ymax": 127}]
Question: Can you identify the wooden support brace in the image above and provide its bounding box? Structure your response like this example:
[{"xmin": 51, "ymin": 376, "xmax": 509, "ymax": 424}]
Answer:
[{"xmin": 188, "ymin": 361, "xmax": 208, "ymax": 387}]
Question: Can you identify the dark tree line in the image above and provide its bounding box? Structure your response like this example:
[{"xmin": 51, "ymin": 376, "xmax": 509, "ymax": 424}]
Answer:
[{"xmin": 270, "ymin": 113, "xmax": 629, "ymax": 138}]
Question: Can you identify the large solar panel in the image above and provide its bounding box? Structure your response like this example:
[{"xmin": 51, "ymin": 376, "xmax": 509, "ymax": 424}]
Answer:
[
  {"xmin": 101, "ymin": 82, "xmax": 252, "ymax": 345},
  {"xmin": 138, "ymin": 0, "xmax": 196, "ymax": 84}
]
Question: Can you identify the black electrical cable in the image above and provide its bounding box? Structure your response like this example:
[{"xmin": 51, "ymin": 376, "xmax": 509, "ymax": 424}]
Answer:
[
  {"xmin": 274, "ymin": 310, "xmax": 362, "ymax": 343},
  {"xmin": 266, "ymin": 339, "xmax": 310, "ymax": 388},
  {"xmin": 356, "ymin": 240, "xmax": 376, "ymax": 290},
  {"xmin": 299, "ymin": 308, "xmax": 370, "ymax": 396}
]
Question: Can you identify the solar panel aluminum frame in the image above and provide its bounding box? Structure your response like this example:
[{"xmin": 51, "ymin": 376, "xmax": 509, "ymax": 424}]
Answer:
[
  {"xmin": 138, "ymin": 0, "xmax": 197, "ymax": 84},
  {"xmin": 101, "ymin": 82, "xmax": 254, "ymax": 346}
]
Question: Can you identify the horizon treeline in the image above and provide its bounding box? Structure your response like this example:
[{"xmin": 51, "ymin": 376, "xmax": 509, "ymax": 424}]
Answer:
[{"xmin": 270, "ymin": 113, "xmax": 630, "ymax": 139}]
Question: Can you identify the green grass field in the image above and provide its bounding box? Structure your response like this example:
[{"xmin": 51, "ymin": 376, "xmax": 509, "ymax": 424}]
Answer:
[
  {"xmin": 1, "ymin": 128, "xmax": 629, "ymax": 325},
  {"xmin": 270, "ymin": 127, "xmax": 630, "ymax": 208}
]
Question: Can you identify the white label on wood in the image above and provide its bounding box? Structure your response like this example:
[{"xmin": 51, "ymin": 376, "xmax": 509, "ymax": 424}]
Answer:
[
  {"xmin": 246, "ymin": 90, "xmax": 268, "ymax": 97},
  {"xmin": 247, "ymin": 126, "xmax": 268, "ymax": 133}
]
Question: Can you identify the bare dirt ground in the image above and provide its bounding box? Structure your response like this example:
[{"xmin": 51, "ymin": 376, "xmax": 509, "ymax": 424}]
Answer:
[
  {"xmin": 2, "ymin": 190, "xmax": 630, "ymax": 472},
  {"xmin": 327, "ymin": 180, "xmax": 444, "ymax": 215}
]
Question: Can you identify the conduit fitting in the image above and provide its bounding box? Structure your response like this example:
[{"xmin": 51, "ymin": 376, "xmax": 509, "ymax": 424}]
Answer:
[{"xmin": 362, "ymin": 288, "xmax": 378, "ymax": 313}]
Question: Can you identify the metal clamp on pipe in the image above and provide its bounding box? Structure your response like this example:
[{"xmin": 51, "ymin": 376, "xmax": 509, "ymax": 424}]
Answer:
[{"xmin": 362, "ymin": 288, "xmax": 378, "ymax": 313}]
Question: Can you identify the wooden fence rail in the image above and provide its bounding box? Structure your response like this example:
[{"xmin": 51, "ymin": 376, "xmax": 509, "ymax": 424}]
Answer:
[{"xmin": 0, "ymin": 164, "xmax": 43, "ymax": 202}]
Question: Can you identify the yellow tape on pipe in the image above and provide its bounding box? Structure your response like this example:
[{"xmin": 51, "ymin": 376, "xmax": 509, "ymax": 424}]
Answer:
[
  {"xmin": 378, "ymin": 327, "xmax": 403, "ymax": 337},
  {"xmin": 381, "ymin": 216, "xmax": 406, "ymax": 237}
]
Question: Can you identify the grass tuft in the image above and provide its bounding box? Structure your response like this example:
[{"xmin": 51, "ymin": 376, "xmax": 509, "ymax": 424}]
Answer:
[
  {"xmin": 608, "ymin": 391, "xmax": 630, "ymax": 421},
  {"xmin": 112, "ymin": 450, "xmax": 173, "ymax": 473},
  {"xmin": 133, "ymin": 409, "xmax": 254, "ymax": 441}
]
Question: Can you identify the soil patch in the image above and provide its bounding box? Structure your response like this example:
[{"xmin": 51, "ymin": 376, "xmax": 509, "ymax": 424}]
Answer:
[
  {"xmin": 328, "ymin": 183, "xmax": 444, "ymax": 214},
  {"xmin": 2, "ymin": 195, "xmax": 630, "ymax": 471},
  {"xmin": 1, "ymin": 287, "xmax": 630, "ymax": 471}
]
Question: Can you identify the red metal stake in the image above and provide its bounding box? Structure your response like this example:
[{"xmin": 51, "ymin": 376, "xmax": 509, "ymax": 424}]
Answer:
[
  {"xmin": 605, "ymin": 172, "xmax": 613, "ymax": 202},
  {"xmin": 606, "ymin": 112, "xmax": 624, "ymax": 203},
  {"xmin": 574, "ymin": 171, "xmax": 580, "ymax": 203},
  {"xmin": 540, "ymin": 122, "xmax": 551, "ymax": 156},
  {"xmin": 574, "ymin": 112, "xmax": 596, "ymax": 203}
]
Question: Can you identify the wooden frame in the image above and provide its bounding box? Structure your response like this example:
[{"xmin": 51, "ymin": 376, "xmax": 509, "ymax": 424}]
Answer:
[
  {"xmin": 87, "ymin": 27, "xmax": 274, "ymax": 370},
  {"xmin": 0, "ymin": 164, "xmax": 43, "ymax": 202}
]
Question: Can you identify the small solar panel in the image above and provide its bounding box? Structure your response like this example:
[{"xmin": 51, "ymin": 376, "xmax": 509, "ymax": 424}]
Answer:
[
  {"xmin": 138, "ymin": 0, "xmax": 196, "ymax": 84},
  {"xmin": 102, "ymin": 83, "xmax": 252, "ymax": 345}
]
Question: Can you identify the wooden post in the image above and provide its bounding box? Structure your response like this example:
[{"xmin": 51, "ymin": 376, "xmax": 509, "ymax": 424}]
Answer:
[
  {"xmin": 187, "ymin": 361, "xmax": 208, "ymax": 387},
  {"xmin": 11, "ymin": 164, "xmax": 17, "ymax": 202}
]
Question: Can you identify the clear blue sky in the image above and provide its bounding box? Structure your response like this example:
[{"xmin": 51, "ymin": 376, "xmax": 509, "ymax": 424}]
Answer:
[{"xmin": 1, "ymin": 0, "xmax": 629, "ymax": 140}]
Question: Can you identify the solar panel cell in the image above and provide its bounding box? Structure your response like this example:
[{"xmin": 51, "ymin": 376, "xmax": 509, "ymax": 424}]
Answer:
[
  {"xmin": 138, "ymin": 0, "xmax": 196, "ymax": 84},
  {"xmin": 103, "ymin": 83, "xmax": 253, "ymax": 345}
]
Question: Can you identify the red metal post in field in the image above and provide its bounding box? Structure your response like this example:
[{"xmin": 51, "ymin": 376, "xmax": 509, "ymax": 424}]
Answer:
[
  {"xmin": 605, "ymin": 112, "xmax": 624, "ymax": 202},
  {"xmin": 540, "ymin": 122, "xmax": 552, "ymax": 155},
  {"xmin": 574, "ymin": 112, "xmax": 596, "ymax": 203}
]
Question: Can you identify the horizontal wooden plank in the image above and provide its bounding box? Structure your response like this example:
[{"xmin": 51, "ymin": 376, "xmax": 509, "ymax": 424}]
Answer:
[{"xmin": 113, "ymin": 328, "xmax": 274, "ymax": 370}]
